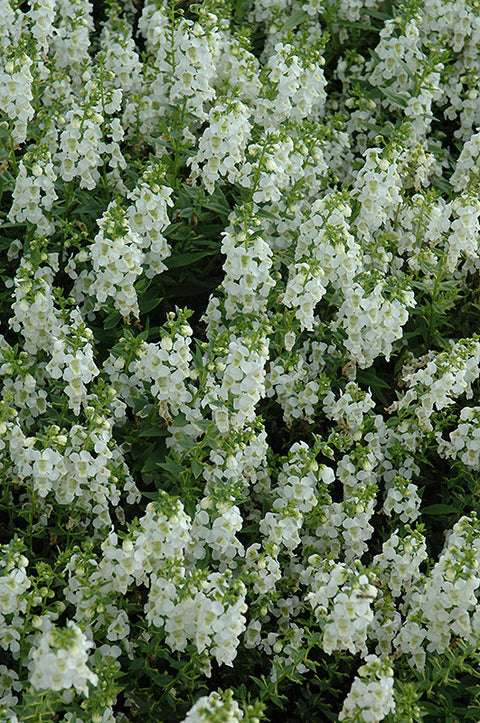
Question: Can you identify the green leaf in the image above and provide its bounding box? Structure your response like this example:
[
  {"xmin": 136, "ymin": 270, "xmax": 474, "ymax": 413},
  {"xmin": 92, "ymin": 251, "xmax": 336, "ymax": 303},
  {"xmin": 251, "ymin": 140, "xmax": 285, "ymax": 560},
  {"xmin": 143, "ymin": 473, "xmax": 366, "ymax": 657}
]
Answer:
[
  {"xmin": 175, "ymin": 435, "xmax": 197, "ymax": 450},
  {"xmin": 201, "ymin": 194, "xmax": 231, "ymax": 216},
  {"xmin": 255, "ymin": 208, "xmax": 278, "ymax": 220},
  {"xmin": 142, "ymin": 456, "xmax": 163, "ymax": 474},
  {"xmin": 191, "ymin": 459, "xmax": 204, "ymax": 478},
  {"xmin": 158, "ymin": 461, "xmax": 184, "ymax": 475},
  {"xmin": 164, "ymin": 221, "xmax": 184, "ymax": 235},
  {"xmin": 165, "ymin": 251, "xmax": 217, "ymax": 268},
  {"xmin": 139, "ymin": 295, "xmax": 163, "ymax": 313},
  {"xmin": 423, "ymin": 504, "xmax": 460, "ymax": 516},
  {"xmin": 104, "ymin": 311, "xmax": 122, "ymax": 329},
  {"xmin": 397, "ymin": 58, "xmax": 416, "ymax": 83},
  {"xmin": 364, "ymin": 8, "xmax": 389, "ymax": 19},
  {"xmin": 137, "ymin": 426, "xmax": 168, "ymax": 438},
  {"xmin": 435, "ymin": 177, "xmax": 453, "ymax": 194},
  {"xmin": 379, "ymin": 86, "xmax": 408, "ymax": 108},
  {"xmin": 356, "ymin": 369, "xmax": 391, "ymax": 389},
  {"xmin": 283, "ymin": 9, "xmax": 309, "ymax": 31},
  {"xmin": 136, "ymin": 403, "xmax": 156, "ymax": 418},
  {"xmin": 271, "ymin": 695, "xmax": 285, "ymax": 710},
  {"xmin": 249, "ymin": 676, "xmax": 266, "ymax": 690},
  {"xmin": 343, "ymin": 21, "xmax": 381, "ymax": 31}
]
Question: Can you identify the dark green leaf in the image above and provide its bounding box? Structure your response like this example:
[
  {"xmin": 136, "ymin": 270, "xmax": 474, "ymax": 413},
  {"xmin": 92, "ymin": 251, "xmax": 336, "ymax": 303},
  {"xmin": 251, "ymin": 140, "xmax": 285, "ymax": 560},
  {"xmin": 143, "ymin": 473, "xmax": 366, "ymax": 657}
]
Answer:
[
  {"xmin": 104, "ymin": 311, "xmax": 122, "ymax": 330},
  {"xmin": 423, "ymin": 504, "xmax": 460, "ymax": 516},
  {"xmin": 142, "ymin": 456, "xmax": 163, "ymax": 474},
  {"xmin": 139, "ymin": 295, "xmax": 163, "ymax": 313},
  {"xmin": 379, "ymin": 87, "xmax": 408, "ymax": 108},
  {"xmin": 175, "ymin": 435, "xmax": 197, "ymax": 450},
  {"xmin": 356, "ymin": 370, "xmax": 391, "ymax": 389},
  {"xmin": 165, "ymin": 251, "xmax": 217, "ymax": 268},
  {"xmin": 158, "ymin": 461, "xmax": 185, "ymax": 475},
  {"xmin": 191, "ymin": 459, "xmax": 204, "ymax": 478},
  {"xmin": 201, "ymin": 195, "xmax": 231, "ymax": 216},
  {"xmin": 137, "ymin": 427, "xmax": 168, "ymax": 438},
  {"xmin": 283, "ymin": 9, "xmax": 309, "ymax": 31}
]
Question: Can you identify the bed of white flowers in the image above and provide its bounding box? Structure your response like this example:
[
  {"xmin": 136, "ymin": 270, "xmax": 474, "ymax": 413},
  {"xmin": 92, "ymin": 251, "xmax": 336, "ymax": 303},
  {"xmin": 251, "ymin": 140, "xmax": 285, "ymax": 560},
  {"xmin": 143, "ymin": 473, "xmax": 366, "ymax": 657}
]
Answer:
[{"xmin": 3, "ymin": 0, "xmax": 480, "ymax": 721}]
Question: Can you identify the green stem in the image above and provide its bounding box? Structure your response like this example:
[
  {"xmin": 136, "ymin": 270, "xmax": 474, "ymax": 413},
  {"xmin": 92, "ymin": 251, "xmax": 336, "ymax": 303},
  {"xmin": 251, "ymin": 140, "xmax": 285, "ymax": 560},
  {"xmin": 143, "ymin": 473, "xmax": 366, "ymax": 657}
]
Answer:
[{"xmin": 425, "ymin": 253, "xmax": 445, "ymax": 346}]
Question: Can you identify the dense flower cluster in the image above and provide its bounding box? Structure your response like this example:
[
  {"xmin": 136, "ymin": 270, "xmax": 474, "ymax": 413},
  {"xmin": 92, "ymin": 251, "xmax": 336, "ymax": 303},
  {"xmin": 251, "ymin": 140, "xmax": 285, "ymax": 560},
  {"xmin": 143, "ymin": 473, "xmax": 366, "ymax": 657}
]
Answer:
[
  {"xmin": 338, "ymin": 655, "xmax": 395, "ymax": 722},
  {"xmin": 181, "ymin": 690, "xmax": 244, "ymax": 723},
  {"xmin": 29, "ymin": 620, "xmax": 98, "ymax": 696},
  {"xmin": 3, "ymin": 0, "xmax": 480, "ymax": 721}
]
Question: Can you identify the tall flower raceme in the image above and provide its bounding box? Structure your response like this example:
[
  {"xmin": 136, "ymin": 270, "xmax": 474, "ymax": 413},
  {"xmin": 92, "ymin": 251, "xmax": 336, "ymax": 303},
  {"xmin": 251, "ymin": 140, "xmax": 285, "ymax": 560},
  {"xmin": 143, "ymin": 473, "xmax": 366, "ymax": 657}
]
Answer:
[
  {"xmin": 259, "ymin": 441, "xmax": 323, "ymax": 555},
  {"xmin": 69, "ymin": 162, "xmax": 173, "ymax": 313},
  {"xmin": 29, "ymin": 619, "xmax": 98, "ymax": 696},
  {"xmin": 69, "ymin": 492, "xmax": 248, "ymax": 671},
  {"xmin": 86, "ymin": 200, "xmax": 144, "ymax": 319},
  {"xmin": 197, "ymin": 207, "xmax": 274, "ymax": 436},
  {"xmin": 353, "ymin": 146, "xmax": 403, "ymax": 242},
  {"xmin": 202, "ymin": 325, "xmax": 270, "ymax": 435},
  {"xmin": 123, "ymin": 2, "xmax": 171, "ymax": 142},
  {"xmin": 187, "ymin": 100, "xmax": 252, "ymax": 193},
  {"xmin": 26, "ymin": 0, "xmax": 56, "ymax": 55},
  {"xmin": 0, "ymin": 0, "xmax": 21, "ymax": 51},
  {"xmin": 180, "ymin": 690, "xmax": 244, "ymax": 723},
  {"xmin": 148, "ymin": 569, "xmax": 248, "ymax": 668},
  {"xmin": 294, "ymin": 193, "xmax": 362, "ymax": 293},
  {"xmin": 264, "ymin": 348, "xmax": 326, "ymax": 425},
  {"xmin": 437, "ymin": 406, "xmax": 480, "ymax": 470},
  {"xmin": 420, "ymin": 0, "xmax": 480, "ymax": 139},
  {"xmin": 166, "ymin": 10, "xmax": 226, "ymax": 123},
  {"xmin": 137, "ymin": 1, "xmax": 227, "ymax": 137},
  {"xmin": 0, "ymin": 339, "xmax": 48, "ymax": 425},
  {"xmin": 9, "ymin": 252, "xmax": 63, "ymax": 356},
  {"xmin": 54, "ymin": 69, "xmax": 126, "ymax": 192},
  {"xmin": 213, "ymin": 29, "xmax": 261, "ymax": 104},
  {"xmin": 373, "ymin": 525, "xmax": 428, "ymax": 601},
  {"xmin": 305, "ymin": 558, "xmax": 378, "ymax": 656},
  {"xmin": 0, "ymin": 539, "xmax": 31, "ymax": 657},
  {"xmin": 237, "ymin": 121, "xmax": 328, "ymax": 205},
  {"xmin": 9, "ymin": 249, "xmax": 99, "ymax": 415},
  {"xmin": 281, "ymin": 192, "xmax": 361, "ymax": 331},
  {"xmin": 332, "ymin": 276, "xmax": 416, "ymax": 369},
  {"xmin": 102, "ymin": 309, "xmax": 193, "ymax": 425},
  {"xmin": 8, "ymin": 144, "xmax": 58, "ymax": 237},
  {"xmin": 125, "ymin": 161, "xmax": 174, "ymax": 277},
  {"xmin": 218, "ymin": 219, "xmax": 274, "ymax": 319},
  {"xmin": 322, "ymin": 382, "xmax": 375, "ymax": 439},
  {"xmin": 98, "ymin": 12, "xmax": 144, "ymax": 97},
  {"xmin": 395, "ymin": 514, "xmax": 480, "ymax": 671},
  {"xmin": 243, "ymin": 441, "xmax": 335, "ymax": 666},
  {"xmin": 44, "ymin": 307, "xmax": 99, "ymax": 415},
  {"xmin": 130, "ymin": 323, "xmax": 193, "ymax": 422},
  {"xmin": 389, "ymin": 336, "xmax": 480, "ymax": 431},
  {"xmin": 255, "ymin": 32, "xmax": 327, "ymax": 127},
  {"xmin": 2, "ymin": 388, "xmax": 139, "ymax": 528},
  {"xmin": 0, "ymin": 51, "xmax": 35, "ymax": 146},
  {"xmin": 392, "ymin": 190, "xmax": 452, "ymax": 275},
  {"xmin": 338, "ymin": 654, "xmax": 396, "ymax": 723},
  {"xmin": 446, "ymin": 131, "xmax": 480, "ymax": 270},
  {"xmin": 48, "ymin": 0, "xmax": 94, "ymax": 81},
  {"xmin": 366, "ymin": 12, "xmax": 445, "ymax": 141}
]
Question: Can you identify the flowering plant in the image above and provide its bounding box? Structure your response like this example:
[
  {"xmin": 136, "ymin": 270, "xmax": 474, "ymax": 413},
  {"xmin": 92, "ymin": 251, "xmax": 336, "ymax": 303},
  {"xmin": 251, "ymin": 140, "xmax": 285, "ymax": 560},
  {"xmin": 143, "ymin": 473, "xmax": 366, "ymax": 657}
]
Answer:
[{"xmin": 1, "ymin": 0, "xmax": 480, "ymax": 721}]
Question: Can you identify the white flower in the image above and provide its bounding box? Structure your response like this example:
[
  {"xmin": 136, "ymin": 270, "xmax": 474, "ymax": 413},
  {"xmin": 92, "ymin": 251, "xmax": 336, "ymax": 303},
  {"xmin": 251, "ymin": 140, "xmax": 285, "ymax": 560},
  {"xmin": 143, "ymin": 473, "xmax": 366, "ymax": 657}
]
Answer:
[
  {"xmin": 181, "ymin": 690, "xmax": 243, "ymax": 723},
  {"xmin": 188, "ymin": 101, "xmax": 252, "ymax": 193},
  {"xmin": 339, "ymin": 655, "xmax": 395, "ymax": 722},
  {"xmin": 29, "ymin": 620, "xmax": 98, "ymax": 696}
]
